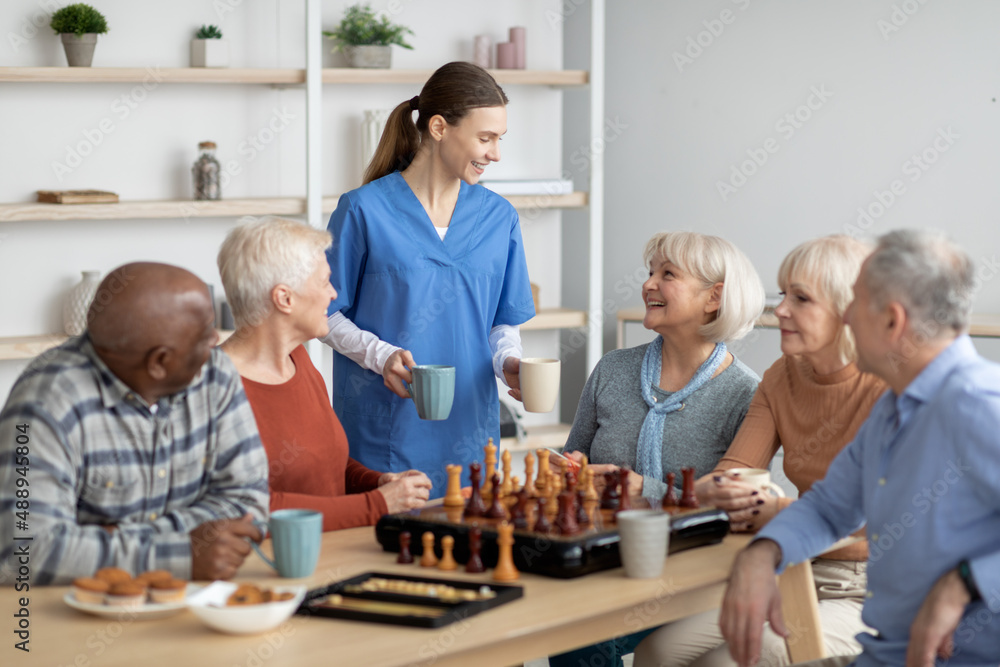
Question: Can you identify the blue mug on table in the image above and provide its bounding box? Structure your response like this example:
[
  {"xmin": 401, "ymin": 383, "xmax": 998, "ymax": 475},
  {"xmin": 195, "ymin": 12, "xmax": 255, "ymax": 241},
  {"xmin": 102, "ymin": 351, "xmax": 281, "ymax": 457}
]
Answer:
[
  {"xmin": 251, "ymin": 509, "xmax": 322, "ymax": 578},
  {"xmin": 404, "ymin": 364, "xmax": 456, "ymax": 420}
]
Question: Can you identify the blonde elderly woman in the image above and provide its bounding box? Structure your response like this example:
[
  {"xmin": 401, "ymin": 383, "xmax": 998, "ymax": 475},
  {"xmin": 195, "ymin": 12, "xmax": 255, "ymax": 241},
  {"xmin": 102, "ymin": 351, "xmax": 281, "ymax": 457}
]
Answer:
[
  {"xmin": 549, "ymin": 231, "xmax": 765, "ymax": 667},
  {"xmin": 218, "ymin": 218, "xmax": 432, "ymax": 531},
  {"xmin": 634, "ymin": 235, "xmax": 886, "ymax": 667}
]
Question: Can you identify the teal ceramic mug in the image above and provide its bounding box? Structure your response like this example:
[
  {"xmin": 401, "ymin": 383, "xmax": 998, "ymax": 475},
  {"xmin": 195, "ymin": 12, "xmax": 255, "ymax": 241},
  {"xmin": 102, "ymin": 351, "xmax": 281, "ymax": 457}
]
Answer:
[
  {"xmin": 251, "ymin": 509, "xmax": 322, "ymax": 578},
  {"xmin": 405, "ymin": 364, "xmax": 456, "ymax": 420}
]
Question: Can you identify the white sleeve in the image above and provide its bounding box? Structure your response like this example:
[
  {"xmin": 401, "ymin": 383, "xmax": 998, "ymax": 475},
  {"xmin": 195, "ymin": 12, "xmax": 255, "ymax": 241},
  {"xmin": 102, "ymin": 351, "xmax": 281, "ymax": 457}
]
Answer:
[
  {"xmin": 321, "ymin": 311, "xmax": 401, "ymax": 376},
  {"xmin": 490, "ymin": 324, "xmax": 523, "ymax": 386}
]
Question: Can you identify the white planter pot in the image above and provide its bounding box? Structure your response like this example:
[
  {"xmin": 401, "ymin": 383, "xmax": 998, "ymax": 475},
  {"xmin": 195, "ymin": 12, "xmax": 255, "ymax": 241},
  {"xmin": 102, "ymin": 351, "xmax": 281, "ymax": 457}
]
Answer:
[
  {"xmin": 63, "ymin": 270, "xmax": 102, "ymax": 335},
  {"xmin": 191, "ymin": 39, "xmax": 229, "ymax": 68},
  {"xmin": 61, "ymin": 33, "xmax": 98, "ymax": 67},
  {"xmin": 344, "ymin": 45, "xmax": 392, "ymax": 69}
]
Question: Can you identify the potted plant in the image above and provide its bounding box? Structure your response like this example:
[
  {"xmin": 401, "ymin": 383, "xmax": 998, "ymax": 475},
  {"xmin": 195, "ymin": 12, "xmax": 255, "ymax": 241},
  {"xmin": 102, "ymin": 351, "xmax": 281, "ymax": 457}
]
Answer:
[
  {"xmin": 50, "ymin": 3, "xmax": 108, "ymax": 68},
  {"xmin": 323, "ymin": 3, "xmax": 413, "ymax": 69},
  {"xmin": 191, "ymin": 25, "xmax": 228, "ymax": 68}
]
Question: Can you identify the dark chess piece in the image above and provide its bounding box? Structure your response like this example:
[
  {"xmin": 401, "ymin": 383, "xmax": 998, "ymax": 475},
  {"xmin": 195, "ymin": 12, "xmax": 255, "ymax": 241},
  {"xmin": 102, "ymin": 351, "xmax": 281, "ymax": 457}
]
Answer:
[
  {"xmin": 465, "ymin": 462, "xmax": 486, "ymax": 518},
  {"xmin": 576, "ymin": 488, "xmax": 590, "ymax": 527},
  {"xmin": 556, "ymin": 490, "xmax": 580, "ymax": 536},
  {"xmin": 680, "ymin": 466, "xmax": 699, "ymax": 508},
  {"xmin": 600, "ymin": 470, "xmax": 620, "ymax": 510},
  {"xmin": 565, "ymin": 468, "xmax": 578, "ymax": 494},
  {"xmin": 465, "ymin": 524, "xmax": 485, "ymax": 573},
  {"xmin": 664, "ymin": 472, "xmax": 679, "ymax": 507},
  {"xmin": 533, "ymin": 496, "xmax": 552, "ymax": 534},
  {"xmin": 512, "ymin": 488, "xmax": 530, "ymax": 530},
  {"xmin": 397, "ymin": 531, "xmax": 414, "ymax": 564},
  {"xmin": 485, "ymin": 472, "xmax": 507, "ymax": 519}
]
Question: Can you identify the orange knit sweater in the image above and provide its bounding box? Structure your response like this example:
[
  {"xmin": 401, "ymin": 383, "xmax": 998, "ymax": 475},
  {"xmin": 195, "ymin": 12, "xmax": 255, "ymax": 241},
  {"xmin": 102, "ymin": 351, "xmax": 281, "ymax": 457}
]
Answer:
[
  {"xmin": 715, "ymin": 355, "xmax": 887, "ymax": 561},
  {"xmin": 240, "ymin": 345, "xmax": 388, "ymax": 531}
]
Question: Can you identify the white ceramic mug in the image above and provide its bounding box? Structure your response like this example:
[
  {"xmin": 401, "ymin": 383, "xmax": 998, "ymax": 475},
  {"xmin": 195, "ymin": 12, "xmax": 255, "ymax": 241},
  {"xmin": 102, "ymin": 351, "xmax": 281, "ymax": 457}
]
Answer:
[
  {"xmin": 725, "ymin": 468, "xmax": 786, "ymax": 497},
  {"xmin": 616, "ymin": 509, "xmax": 670, "ymax": 579},
  {"xmin": 519, "ymin": 358, "xmax": 561, "ymax": 413}
]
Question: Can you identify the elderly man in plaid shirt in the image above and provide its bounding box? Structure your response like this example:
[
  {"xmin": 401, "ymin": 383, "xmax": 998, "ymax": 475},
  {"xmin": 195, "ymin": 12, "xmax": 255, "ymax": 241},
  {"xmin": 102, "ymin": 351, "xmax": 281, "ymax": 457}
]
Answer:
[{"xmin": 0, "ymin": 263, "xmax": 269, "ymax": 585}]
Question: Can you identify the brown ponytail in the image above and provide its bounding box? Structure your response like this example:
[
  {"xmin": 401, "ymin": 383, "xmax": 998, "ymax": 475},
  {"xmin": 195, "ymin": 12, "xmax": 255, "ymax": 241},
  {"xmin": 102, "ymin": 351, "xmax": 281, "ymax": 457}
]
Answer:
[{"xmin": 362, "ymin": 62, "xmax": 509, "ymax": 185}]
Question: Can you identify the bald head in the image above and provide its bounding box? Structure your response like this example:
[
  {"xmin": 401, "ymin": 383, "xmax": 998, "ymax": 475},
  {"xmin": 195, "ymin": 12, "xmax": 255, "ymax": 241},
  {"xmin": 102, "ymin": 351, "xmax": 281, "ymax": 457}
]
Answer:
[{"xmin": 88, "ymin": 262, "xmax": 213, "ymax": 354}]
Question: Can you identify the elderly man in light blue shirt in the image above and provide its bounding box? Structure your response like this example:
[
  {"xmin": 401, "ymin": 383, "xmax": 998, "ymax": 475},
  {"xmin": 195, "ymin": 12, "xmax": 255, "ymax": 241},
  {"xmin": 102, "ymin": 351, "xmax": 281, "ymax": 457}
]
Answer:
[{"xmin": 720, "ymin": 229, "xmax": 1000, "ymax": 667}]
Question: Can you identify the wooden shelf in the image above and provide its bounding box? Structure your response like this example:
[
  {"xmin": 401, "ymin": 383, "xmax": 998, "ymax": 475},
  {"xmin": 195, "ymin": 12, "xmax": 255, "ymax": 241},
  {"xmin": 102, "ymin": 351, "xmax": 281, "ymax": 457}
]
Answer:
[
  {"xmin": 0, "ymin": 67, "xmax": 304, "ymax": 84},
  {"xmin": 0, "ymin": 192, "xmax": 588, "ymax": 223},
  {"xmin": 0, "ymin": 198, "xmax": 305, "ymax": 222},
  {"xmin": 500, "ymin": 422, "xmax": 572, "ymax": 452},
  {"xmin": 522, "ymin": 308, "xmax": 586, "ymax": 331},
  {"xmin": 0, "ymin": 314, "xmax": 585, "ymax": 362},
  {"xmin": 0, "ymin": 67, "xmax": 587, "ymax": 87},
  {"xmin": 322, "ymin": 68, "xmax": 587, "ymax": 86}
]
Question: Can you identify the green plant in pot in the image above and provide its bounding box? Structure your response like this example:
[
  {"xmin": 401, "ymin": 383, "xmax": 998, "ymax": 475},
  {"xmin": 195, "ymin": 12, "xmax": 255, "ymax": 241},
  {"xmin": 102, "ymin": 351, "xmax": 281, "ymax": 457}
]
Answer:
[
  {"xmin": 191, "ymin": 24, "xmax": 228, "ymax": 68},
  {"xmin": 323, "ymin": 3, "xmax": 414, "ymax": 69},
  {"xmin": 50, "ymin": 3, "xmax": 108, "ymax": 67}
]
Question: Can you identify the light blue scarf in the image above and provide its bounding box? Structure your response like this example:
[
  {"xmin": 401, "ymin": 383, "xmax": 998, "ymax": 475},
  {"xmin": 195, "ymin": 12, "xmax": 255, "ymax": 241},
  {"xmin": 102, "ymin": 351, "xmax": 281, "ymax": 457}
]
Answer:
[{"xmin": 635, "ymin": 336, "xmax": 727, "ymax": 483}]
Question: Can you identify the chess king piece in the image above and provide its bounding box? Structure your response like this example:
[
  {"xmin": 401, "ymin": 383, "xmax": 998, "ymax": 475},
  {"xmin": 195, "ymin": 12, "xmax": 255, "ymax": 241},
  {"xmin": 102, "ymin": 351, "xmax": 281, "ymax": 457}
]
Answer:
[
  {"xmin": 664, "ymin": 471, "xmax": 679, "ymax": 507},
  {"xmin": 523, "ymin": 451, "xmax": 536, "ymax": 496},
  {"xmin": 397, "ymin": 531, "xmax": 414, "ymax": 564},
  {"xmin": 535, "ymin": 448, "xmax": 550, "ymax": 492},
  {"xmin": 680, "ymin": 466, "xmax": 699, "ymax": 508},
  {"xmin": 465, "ymin": 461, "xmax": 487, "ymax": 517},
  {"xmin": 438, "ymin": 535, "xmax": 458, "ymax": 570},
  {"xmin": 420, "ymin": 532, "xmax": 439, "ymax": 568},
  {"xmin": 485, "ymin": 473, "xmax": 507, "ymax": 519},
  {"xmin": 492, "ymin": 521, "xmax": 520, "ymax": 582},
  {"xmin": 466, "ymin": 525, "xmax": 486, "ymax": 573},
  {"xmin": 443, "ymin": 464, "xmax": 464, "ymax": 507}
]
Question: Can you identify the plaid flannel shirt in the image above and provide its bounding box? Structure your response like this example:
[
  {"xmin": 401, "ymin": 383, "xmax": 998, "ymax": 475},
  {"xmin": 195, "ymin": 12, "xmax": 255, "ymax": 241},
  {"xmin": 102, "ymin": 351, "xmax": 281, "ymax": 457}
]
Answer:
[{"xmin": 0, "ymin": 335, "xmax": 268, "ymax": 585}]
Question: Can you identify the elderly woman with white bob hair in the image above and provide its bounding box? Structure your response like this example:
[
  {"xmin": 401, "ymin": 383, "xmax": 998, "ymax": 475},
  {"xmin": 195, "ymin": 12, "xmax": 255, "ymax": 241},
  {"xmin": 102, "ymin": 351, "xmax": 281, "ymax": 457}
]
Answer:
[
  {"xmin": 633, "ymin": 235, "xmax": 886, "ymax": 667},
  {"xmin": 549, "ymin": 231, "xmax": 765, "ymax": 667},
  {"xmin": 218, "ymin": 217, "xmax": 432, "ymax": 532}
]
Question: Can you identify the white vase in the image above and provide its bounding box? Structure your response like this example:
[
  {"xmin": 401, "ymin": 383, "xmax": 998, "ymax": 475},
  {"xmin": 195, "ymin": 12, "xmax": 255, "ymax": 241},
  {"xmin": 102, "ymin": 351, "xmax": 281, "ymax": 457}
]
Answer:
[
  {"xmin": 191, "ymin": 39, "xmax": 229, "ymax": 67},
  {"xmin": 64, "ymin": 271, "xmax": 102, "ymax": 336},
  {"xmin": 360, "ymin": 109, "xmax": 391, "ymax": 175}
]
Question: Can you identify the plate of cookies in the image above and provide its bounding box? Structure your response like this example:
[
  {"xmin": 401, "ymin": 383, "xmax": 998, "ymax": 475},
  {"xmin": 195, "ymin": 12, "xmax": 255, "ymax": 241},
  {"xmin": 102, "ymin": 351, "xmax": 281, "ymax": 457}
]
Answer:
[
  {"xmin": 186, "ymin": 582, "xmax": 307, "ymax": 635},
  {"xmin": 66, "ymin": 567, "xmax": 194, "ymax": 620}
]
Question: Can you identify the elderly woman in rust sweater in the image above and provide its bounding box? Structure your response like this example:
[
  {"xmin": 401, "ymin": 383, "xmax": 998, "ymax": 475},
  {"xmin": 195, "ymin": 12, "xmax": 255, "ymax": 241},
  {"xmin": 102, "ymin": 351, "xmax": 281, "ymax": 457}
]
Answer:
[
  {"xmin": 217, "ymin": 217, "xmax": 432, "ymax": 531},
  {"xmin": 634, "ymin": 235, "xmax": 886, "ymax": 667}
]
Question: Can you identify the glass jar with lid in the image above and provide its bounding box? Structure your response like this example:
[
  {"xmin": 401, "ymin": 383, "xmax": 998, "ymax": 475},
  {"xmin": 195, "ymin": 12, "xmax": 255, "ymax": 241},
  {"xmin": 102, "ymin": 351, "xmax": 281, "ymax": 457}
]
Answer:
[{"xmin": 192, "ymin": 141, "xmax": 221, "ymax": 200}]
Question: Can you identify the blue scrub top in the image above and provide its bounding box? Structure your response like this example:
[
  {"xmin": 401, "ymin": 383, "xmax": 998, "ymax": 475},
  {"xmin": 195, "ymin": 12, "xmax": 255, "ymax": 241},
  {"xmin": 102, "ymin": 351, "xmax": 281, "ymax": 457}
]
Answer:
[{"xmin": 326, "ymin": 172, "xmax": 535, "ymax": 494}]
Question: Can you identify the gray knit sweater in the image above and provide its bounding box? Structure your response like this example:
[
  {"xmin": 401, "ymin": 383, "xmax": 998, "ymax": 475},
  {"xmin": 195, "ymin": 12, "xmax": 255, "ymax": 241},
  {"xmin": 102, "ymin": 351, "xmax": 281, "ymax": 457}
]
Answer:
[{"xmin": 563, "ymin": 343, "xmax": 760, "ymax": 501}]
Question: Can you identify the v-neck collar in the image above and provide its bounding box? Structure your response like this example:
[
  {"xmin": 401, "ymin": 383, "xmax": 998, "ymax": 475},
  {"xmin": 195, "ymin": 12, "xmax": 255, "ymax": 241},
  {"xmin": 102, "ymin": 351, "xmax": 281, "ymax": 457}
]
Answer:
[{"xmin": 387, "ymin": 171, "xmax": 476, "ymax": 261}]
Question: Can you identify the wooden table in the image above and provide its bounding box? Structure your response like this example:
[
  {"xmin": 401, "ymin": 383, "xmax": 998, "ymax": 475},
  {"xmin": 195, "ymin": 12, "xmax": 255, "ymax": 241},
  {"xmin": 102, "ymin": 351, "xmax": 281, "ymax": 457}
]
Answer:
[{"xmin": 0, "ymin": 528, "xmax": 752, "ymax": 667}]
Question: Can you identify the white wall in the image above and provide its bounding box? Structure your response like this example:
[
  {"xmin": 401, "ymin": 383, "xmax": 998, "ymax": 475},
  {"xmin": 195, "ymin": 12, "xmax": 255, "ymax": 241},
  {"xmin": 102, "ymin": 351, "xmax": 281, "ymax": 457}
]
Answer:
[
  {"xmin": 0, "ymin": 0, "xmax": 567, "ymax": 410},
  {"xmin": 591, "ymin": 0, "xmax": 1000, "ymax": 372}
]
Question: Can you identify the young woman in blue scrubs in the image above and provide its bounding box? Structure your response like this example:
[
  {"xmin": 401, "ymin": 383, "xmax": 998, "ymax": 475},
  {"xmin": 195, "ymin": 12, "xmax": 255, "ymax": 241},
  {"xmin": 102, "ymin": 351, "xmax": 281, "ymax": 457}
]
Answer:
[{"xmin": 322, "ymin": 62, "xmax": 535, "ymax": 495}]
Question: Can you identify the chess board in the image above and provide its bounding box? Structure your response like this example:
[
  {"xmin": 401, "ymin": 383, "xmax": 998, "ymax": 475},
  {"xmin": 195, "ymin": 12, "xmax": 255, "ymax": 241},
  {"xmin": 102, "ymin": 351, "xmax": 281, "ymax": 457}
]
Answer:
[{"xmin": 375, "ymin": 503, "xmax": 729, "ymax": 579}]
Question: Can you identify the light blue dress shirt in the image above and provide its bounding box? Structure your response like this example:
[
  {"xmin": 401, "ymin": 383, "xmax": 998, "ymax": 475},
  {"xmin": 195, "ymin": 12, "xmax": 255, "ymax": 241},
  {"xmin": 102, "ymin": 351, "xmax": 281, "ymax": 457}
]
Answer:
[{"xmin": 758, "ymin": 336, "xmax": 1000, "ymax": 666}]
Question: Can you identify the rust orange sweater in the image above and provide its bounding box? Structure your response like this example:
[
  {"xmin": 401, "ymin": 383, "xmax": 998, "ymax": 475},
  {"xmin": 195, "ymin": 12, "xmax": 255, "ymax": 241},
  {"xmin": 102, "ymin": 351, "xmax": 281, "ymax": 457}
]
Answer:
[
  {"xmin": 715, "ymin": 355, "xmax": 887, "ymax": 561},
  {"xmin": 240, "ymin": 345, "xmax": 388, "ymax": 531}
]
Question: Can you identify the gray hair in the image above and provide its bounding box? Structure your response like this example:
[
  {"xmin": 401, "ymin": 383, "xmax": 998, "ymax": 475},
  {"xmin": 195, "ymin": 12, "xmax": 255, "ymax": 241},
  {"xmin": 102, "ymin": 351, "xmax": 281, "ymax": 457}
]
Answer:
[
  {"xmin": 217, "ymin": 216, "xmax": 332, "ymax": 329},
  {"xmin": 643, "ymin": 231, "xmax": 765, "ymax": 342},
  {"xmin": 863, "ymin": 229, "xmax": 973, "ymax": 337}
]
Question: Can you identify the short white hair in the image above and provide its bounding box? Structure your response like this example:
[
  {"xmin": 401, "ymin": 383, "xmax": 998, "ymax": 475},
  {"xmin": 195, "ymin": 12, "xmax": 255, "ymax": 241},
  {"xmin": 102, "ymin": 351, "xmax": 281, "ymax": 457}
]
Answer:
[
  {"xmin": 643, "ymin": 231, "xmax": 765, "ymax": 342},
  {"xmin": 778, "ymin": 235, "xmax": 872, "ymax": 364},
  {"xmin": 218, "ymin": 216, "xmax": 332, "ymax": 329}
]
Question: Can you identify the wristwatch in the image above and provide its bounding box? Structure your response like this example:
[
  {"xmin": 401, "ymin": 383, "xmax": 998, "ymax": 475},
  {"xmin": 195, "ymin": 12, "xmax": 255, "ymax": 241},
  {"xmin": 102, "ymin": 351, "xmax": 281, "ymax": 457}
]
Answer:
[{"xmin": 957, "ymin": 560, "xmax": 982, "ymax": 602}]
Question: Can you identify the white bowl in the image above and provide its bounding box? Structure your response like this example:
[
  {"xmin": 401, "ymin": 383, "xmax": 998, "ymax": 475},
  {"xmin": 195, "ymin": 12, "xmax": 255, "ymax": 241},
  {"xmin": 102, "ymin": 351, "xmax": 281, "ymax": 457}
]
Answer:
[{"xmin": 186, "ymin": 581, "xmax": 306, "ymax": 635}]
